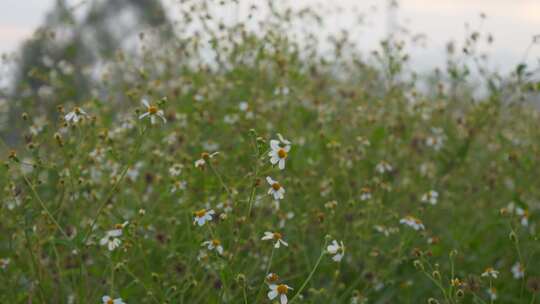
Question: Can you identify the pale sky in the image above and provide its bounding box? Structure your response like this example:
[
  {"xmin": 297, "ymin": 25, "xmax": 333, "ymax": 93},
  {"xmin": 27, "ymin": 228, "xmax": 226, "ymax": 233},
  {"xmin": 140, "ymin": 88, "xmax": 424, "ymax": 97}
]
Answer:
[{"xmin": 0, "ymin": 0, "xmax": 538, "ymax": 73}]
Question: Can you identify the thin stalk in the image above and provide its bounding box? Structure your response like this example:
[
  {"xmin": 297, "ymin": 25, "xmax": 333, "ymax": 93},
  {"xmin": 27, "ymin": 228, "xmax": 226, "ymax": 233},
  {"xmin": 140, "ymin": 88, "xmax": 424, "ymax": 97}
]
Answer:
[
  {"xmin": 82, "ymin": 127, "xmax": 146, "ymax": 243},
  {"xmin": 255, "ymin": 247, "xmax": 275, "ymax": 302},
  {"xmin": 22, "ymin": 173, "xmax": 70, "ymax": 240},
  {"xmin": 208, "ymin": 161, "xmax": 232, "ymax": 198},
  {"xmin": 290, "ymin": 240, "xmax": 328, "ymax": 303},
  {"xmin": 247, "ymin": 133, "xmax": 260, "ymax": 216}
]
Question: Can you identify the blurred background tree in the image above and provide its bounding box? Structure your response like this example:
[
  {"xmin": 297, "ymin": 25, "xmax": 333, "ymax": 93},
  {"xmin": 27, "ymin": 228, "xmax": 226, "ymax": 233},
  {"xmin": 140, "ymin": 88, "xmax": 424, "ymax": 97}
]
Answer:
[{"xmin": 4, "ymin": 0, "xmax": 173, "ymax": 144}]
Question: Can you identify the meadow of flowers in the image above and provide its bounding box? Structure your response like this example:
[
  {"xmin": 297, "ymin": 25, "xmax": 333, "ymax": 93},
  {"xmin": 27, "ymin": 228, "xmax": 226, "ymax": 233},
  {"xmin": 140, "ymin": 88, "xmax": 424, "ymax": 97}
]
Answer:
[{"xmin": 1, "ymin": 1, "xmax": 539, "ymax": 303}]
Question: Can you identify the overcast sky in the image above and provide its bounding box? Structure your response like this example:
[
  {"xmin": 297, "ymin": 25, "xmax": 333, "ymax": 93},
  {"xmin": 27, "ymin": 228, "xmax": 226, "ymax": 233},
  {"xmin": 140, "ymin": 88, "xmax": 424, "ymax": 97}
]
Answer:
[{"xmin": 0, "ymin": 0, "xmax": 538, "ymax": 73}]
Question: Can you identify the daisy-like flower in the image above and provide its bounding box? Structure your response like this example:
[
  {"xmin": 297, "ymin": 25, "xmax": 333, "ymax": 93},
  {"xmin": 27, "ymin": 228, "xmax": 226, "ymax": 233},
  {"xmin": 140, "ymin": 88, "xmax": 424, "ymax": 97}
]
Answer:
[
  {"xmin": 481, "ymin": 267, "xmax": 499, "ymax": 279},
  {"xmin": 261, "ymin": 231, "xmax": 288, "ymax": 248},
  {"xmin": 102, "ymin": 295, "xmax": 125, "ymax": 304},
  {"xmin": 360, "ymin": 187, "xmax": 372, "ymax": 201},
  {"xmin": 451, "ymin": 278, "xmax": 462, "ymax": 288},
  {"xmin": 202, "ymin": 239, "xmax": 224, "ymax": 255},
  {"xmin": 426, "ymin": 127, "xmax": 446, "ymax": 151},
  {"xmin": 266, "ymin": 273, "xmax": 280, "ymax": 283},
  {"xmin": 375, "ymin": 161, "xmax": 392, "ymax": 174},
  {"xmin": 511, "ymin": 262, "xmax": 525, "ymax": 279},
  {"xmin": 268, "ymin": 283, "xmax": 293, "ymax": 304},
  {"xmin": 487, "ymin": 287, "xmax": 497, "ymax": 301},
  {"xmin": 193, "ymin": 209, "xmax": 215, "ymax": 226},
  {"xmin": 374, "ymin": 225, "xmax": 398, "ymax": 237},
  {"xmin": 194, "ymin": 152, "xmax": 219, "ymax": 168},
  {"xmin": 0, "ymin": 258, "xmax": 10, "ymax": 269},
  {"xmin": 515, "ymin": 207, "xmax": 529, "ymax": 227},
  {"xmin": 421, "ymin": 190, "xmax": 439, "ymax": 205},
  {"xmin": 267, "ymin": 176, "xmax": 285, "ymax": 200},
  {"xmin": 170, "ymin": 180, "xmax": 187, "ymax": 193},
  {"xmin": 114, "ymin": 221, "xmax": 129, "ymax": 230},
  {"xmin": 139, "ymin": 98, "xmax": 166, "ymax": 124},
  {"xmin": 64, "ymin": 107, "xmax": 88, "ymax": 124},
  {"xmin": 327, "ymin": 240, "xmax": 345, "ymax": 262},
  {"xmin": 99, "ymin": 229, "xmax": 123, "ymax": 251},
  {"xmin": 268, "ymin": 134, "xmax": 291, "ymax": 170},
  {"xmin": 399, "ymin": 216, "xmax": 425, "ymax": 231},
  {"xmin": 169, "ymin": 163, "xmax": 183, "ymax": 177}
]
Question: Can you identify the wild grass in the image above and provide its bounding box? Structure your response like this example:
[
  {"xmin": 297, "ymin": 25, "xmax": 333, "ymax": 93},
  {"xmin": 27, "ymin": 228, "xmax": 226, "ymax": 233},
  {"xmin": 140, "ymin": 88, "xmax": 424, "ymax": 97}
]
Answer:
[{"xmin": 0, "ymin": 1, "xmax": 539, "ymax": 303}]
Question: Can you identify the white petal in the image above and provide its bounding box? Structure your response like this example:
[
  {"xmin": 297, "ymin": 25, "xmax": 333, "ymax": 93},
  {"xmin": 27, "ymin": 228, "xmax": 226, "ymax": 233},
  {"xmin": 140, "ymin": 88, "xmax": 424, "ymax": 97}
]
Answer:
[
  {"xmin": 280, "ymin": 294, "xmax": 288, "ymax": 304},
  {"xmin": 333, "ymin": 253, "xmax": 343, "ymax": 262},
  {"xmin": 268, "ymin": 290, "xmax": 278, "ymax": 300},
  {"xmin": 142, "ymin": 99, "xmax": 150, "ymax": 108},
  {"xmin": 278, "ymin": 159, "xmax": 285, "ymax": 170},
  {"xmin": 109, "ymin": 229, "xmax": 122, "ymax": 237},
  {"xmin": 270, "ymin": 140, "xmax": 280, "ymax": 151},
  {"xmin": 139, "ymin": 112, "xmax": 149, "ymax": 119},
  {"xmin": 277, "ymin": 133, "xmax": 290, "ymax": 145},
  {"xmin": 266, "ymin": 176, "xmax": 275, "ymax": 185},
  {"xmin": 99, "ymin": 237, "xmax": 108, "ymax": 246}
]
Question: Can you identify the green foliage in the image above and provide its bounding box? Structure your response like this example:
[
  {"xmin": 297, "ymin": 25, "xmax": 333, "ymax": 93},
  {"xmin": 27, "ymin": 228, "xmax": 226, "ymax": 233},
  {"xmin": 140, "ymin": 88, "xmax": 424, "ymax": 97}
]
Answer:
[{"xmin": 0, "ymin": 1, "xmax": 539, "ymax": 303}]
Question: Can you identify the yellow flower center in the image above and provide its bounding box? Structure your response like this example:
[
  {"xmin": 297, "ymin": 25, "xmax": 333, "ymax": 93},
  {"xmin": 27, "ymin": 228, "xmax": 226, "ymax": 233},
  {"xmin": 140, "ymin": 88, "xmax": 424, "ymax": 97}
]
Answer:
[
  {"xmin": 277, "ymin": 148, "xmax": 287, "ymax": 159},
  {"xmin": 201, "ymin": 152, "xmax": 210, "ymax": 160},
  {"xmin": 195, "ymin": 209, "xmax": 207, "ymax": 217},
  {"xmin": 107, "ymin": 299, "xmax": 114, "ymax": 304},
  {"xmin": 114, "ymin": 223, "xmax": 123, "ymax": 229},
  {"xmin": 212, "ymin": 239, "xmax": 221, "ymax": 246},
  {"xmin": 74, "ymin": 107, "xmax": 81, "ymax": 114},
  {"xmin": 267, "ymin": 273, "xmax": 279, "ymax": 282},
  {"xmin": 148, "ymin": 105, "xmax": 158, "ymax": 114},
  {"xmin": 272, "ymin": 183, "xmax": 281, "ymax": 191},
  {"xmin": 273, "ymin": 232, "xmax": 282, "ymax": 240},
  {"xmin": 277, "ymin": 284, "xmax": 288, "ymax": 294}
]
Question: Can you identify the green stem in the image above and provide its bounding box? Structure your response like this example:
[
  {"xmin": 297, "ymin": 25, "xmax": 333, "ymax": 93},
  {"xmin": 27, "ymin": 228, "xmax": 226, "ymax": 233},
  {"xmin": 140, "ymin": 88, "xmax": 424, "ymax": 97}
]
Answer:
[
  {"xmin": 122, "ymin": 265, "xmax": 160, "ymax": 303},
  {"xmin": 247, "ymin": 133, "xmax": 260, "ymax": 216},
  {"xmin": 21, "ymin": 173, "xmax": 70, "ymax": 240},
  {"xmin": 255, "ymin": 247, "xmax": 275, "ymax": 302},
  {"xmin": 24, "ymin": 221, "xmax": 47, "ymax": 303},
  {"xmin": 290, "ymin": 241, "xmax": 328, "ymax": 303},
  {"xmin": 82, "ymin": 127, "xmax": 146, "ymax": 243},
  {"xmin": 208, "ymin": 161, "xmax": 232, "ymax": 198},
  {"xmin": 242, "ymin": 282, "xmax": 248, "ymax": 304}
]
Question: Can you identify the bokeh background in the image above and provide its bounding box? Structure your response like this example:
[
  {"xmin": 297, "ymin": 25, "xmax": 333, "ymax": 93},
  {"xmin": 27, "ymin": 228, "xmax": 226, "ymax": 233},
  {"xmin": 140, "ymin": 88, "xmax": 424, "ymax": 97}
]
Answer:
[{"xmin": 1, "ymin": 0, "xmax": 539, "ymax": 72}]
